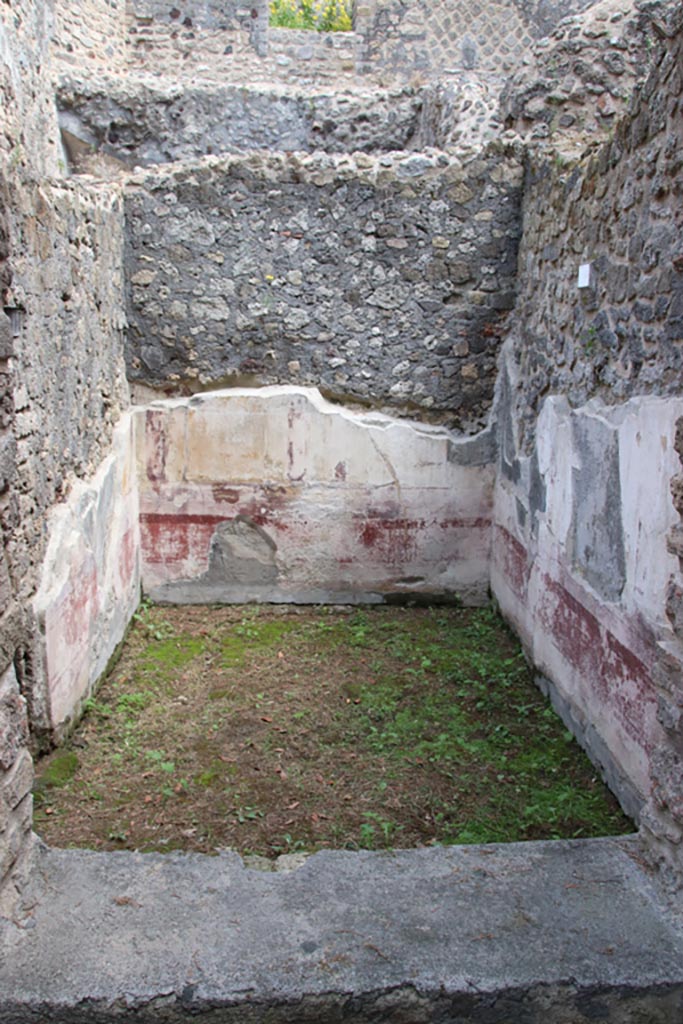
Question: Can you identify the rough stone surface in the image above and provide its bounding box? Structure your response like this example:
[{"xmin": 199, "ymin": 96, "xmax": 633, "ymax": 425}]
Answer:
[
  {"xmin": 129, "ymin": 0, "xmax": 269, "ymax": 59},
  {"xmin": 504, "ymin": 4, "xmax": 683, "ymax": 452},
  {"xmin": 500, "ymin": 0, "xmax": 674, "ymax": 152},
  {"xmin": 353, "ymin": 0, "xmax": 595, "ymax": 79},
  {"xmin": 1, "ymin": 838, "xmax": 683, "ymax": 1021},
  {"xmin": 57, "ymin": 76, "xmax": 426, "ymax": 165},
  {"xmin": 6, "ymin": 179, "xmax": 129, "ymax": 611},
  {"xmin": 0, "ymin": 0, "xmax": 131, "ymax": 902},
  {"xmin": 53, "ymin": 0, "xmax": 128, "ymax": 72},
  {"xmin": 136, "ymin": 387, "xmax": 493, "ymax": 605},
  {"xmin": 124, "ymin": 146, "xmax": 523, "ymax": 431}
]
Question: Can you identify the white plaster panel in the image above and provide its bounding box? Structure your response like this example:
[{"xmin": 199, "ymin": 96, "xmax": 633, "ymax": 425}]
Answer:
[
  {"xmin": 33, "ymin": 414, "xmax": 141, "ymax": 734},
  {"xmin": 135, "ymin": 387, "xmax": 494, "ymax": 604}
]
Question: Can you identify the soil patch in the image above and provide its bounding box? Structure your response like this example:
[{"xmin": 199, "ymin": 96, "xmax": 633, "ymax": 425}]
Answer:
[{"xmin": 33, "ymin": 604, "xmax": 632, "ymax": 857}]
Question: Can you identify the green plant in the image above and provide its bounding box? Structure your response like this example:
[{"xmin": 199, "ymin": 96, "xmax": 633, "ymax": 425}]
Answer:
[
  {"xmin": 133, "ymin": 598, "xmax": 174, "ymax": 641},
  {"xmin": 269, "ymin": 0, "xmax": 352, "ymax": 31},
  {"xmin": 359, "ymin": 811, "xmax": 401, "ymax": 848},
  {"xmin": 234, "ymin": 805, "xmax": 264, "ymax": 824}
]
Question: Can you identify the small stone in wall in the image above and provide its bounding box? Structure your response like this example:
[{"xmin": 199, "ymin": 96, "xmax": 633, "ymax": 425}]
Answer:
[{"xmin": 131, "ymin": 269, "xmax": 157, "ymax": 286}]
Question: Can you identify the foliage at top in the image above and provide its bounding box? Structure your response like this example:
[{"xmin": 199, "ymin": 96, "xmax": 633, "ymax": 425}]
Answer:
[{"xmin": 269, "ymin": 0, "xmax": 353, "ymax": 32}]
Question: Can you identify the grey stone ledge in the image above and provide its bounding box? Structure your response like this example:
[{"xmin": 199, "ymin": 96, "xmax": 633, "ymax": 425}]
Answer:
[{"xmin": 1, "ymin": 837, "xmax": 682, "ymax": 1021}]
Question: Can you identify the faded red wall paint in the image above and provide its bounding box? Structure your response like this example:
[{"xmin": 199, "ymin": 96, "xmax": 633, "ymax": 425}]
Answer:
[
  {"xmin": 539, "ymin": 574, "xmax": 656, "ymax": 751},
  {"xmin": 62, "ymin": 566, "xmax": 99, "ymax": 647},
  {"xmin": 493, "ymin": 524, "xmax": 528, "ymax": 600},
  {"xmin": 119, "ymin": 525, "xmax": 137, "ymax": 586},
  {"xmin": 140, "ymin": 513, "xmax": 225, "ymax": 565},
  {"xmin": 355, "ymin": 514, "xmax": 490, "ymax": 565},
  {"xmin": 145, "ymin": 411, "xmax": 168, "ymax": 483}
]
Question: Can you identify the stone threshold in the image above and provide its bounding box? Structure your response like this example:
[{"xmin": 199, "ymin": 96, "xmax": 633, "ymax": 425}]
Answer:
[{"xmin": 1, "ymin": 835, "xmax": 682, "ymax": 1021}]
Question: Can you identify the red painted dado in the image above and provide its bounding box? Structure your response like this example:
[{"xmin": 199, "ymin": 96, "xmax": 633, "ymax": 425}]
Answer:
[
  {"xmin": 355, "ymin": 514, "xmax": 490, "ymax": 565},
  {"xmin": 493, "ymin": 523, "xmax": 529, "ymax": 601},
  {"xmin": 539, "ymin": 575, "xmax": 657, "ymax": 751},
  {"xmin": 493, "ymin": 520, "xmax": 659, "ymax": 771},
  {"xmin": 140, "ymin": 512, "xmax": 226, "ymax": 565}
]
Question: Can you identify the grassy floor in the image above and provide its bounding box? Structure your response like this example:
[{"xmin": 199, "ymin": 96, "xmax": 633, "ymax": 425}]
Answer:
[{"xmin": 33, "ymin": 603, "xmax": 633, "ymax": 857}]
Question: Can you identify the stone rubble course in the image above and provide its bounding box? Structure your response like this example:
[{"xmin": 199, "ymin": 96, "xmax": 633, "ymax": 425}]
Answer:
[
  {"xmin": 124, "ymin": 146, "xmax": 523, "ymax": 431},
  {"xmin": 57, "ymin": 75, "xmax": 428, "ymax": 165},
  {"xmin": 500, "ymin": 0, "xmax": 678, "ymax": 152},
  {"xmin": 1, "ymin": 838, "xmax": 683, "ymax": 1022},
  {"xmin": 56, "ymin": 71, "xmax": 506, "ymax": 173}
]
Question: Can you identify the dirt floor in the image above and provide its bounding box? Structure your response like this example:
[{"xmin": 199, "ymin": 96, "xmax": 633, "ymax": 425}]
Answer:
[{"xmin": 33, "ymin": 604, "xmax": 633, "ymax": 858}]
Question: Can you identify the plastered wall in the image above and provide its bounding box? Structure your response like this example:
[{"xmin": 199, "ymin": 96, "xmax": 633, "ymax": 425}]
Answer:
[
  {"xmin": 491, "ymin": 7, "xmax": 683, "ymax": 882},
  {"xmin": 135, "ymin": 387, "xmax": 494, "ymax": 605}
]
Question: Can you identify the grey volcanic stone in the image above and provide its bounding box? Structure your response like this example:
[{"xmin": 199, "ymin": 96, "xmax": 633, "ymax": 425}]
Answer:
[{"xmin": 1, "ymin": 837, "xmax": 682, "ymax": 1022}]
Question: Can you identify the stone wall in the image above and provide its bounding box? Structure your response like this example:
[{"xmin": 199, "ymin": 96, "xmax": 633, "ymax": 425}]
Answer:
[
  {"xmin": 53, "ymin": 0, "xmax": 128, "ymax": 71},
  {"xmin": 0, "ymin": 0, "xmax": 137, "ymax": 909},
  {"xmin": 507, "ymin": 22, "xmax": 682, "ymax": 451},
  {"xmin": 124, "ymin": 146, "xmax": 523, "ymax": 433},
  {"xmin": 353, "ymin": 0, "xmax": 594, "ymax": 80},
  {"xmin": 127, "ymin": 0, "xmax": 269, "ymax": 62},
  {"xmin": 0, "ymin": 0, "xmax": 58, "ymax": 917},
  {"xmin": 56, "ymin": 74, "xmax": 504, "ymax": 170},
  {"xmin": 136, "ymin": 387, "xmax": 494, "ymax": 605},
  {"xmin": 491, "ymin": 5, "xmax": 683, "ymax": 884},
  {"xmin": 57, "ymin": 76, "xmax": 426, "ymax": 167},
  {"xmin": 500, "ymin": 0, "xmax": 676, "ymax": 152},
  {"xmin": 267, "ymin": 27, "xmax": 358, "ymax": 79},
  {"xmin": 0, "ymin": 0, "xmax": 61, "ymax": 180}
]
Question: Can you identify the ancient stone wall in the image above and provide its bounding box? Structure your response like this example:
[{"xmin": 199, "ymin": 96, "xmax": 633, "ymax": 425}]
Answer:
[
  {"xmin": 53, "ymin": 0, "xmax": 128, "ymax": 71},
  {"xmin": 57, "ymin": 77, "xmax": 426, "ymax": 167},
  {"xmin": 500, "ymin": 0, "xmax": 675, "ymax": 152},
  {"xmin": 0, "ymin": 0, "xmax": 56, "ymax": 916},
  {"xmin": 0, "ymin": 0, "xmax": 138, "ymax": 909},
  {"xmin": 56, "ymin": 75, "xmax": 505, "ymax": 170},
  {"xmin": 507, "ymin": 16, "xmax": 682, "ymax": 450},
  {"xmin": 0, "ymin": 0, "xmax": 61, "ymax": 180},
  {"xmin": 267, "ymin": 27, "xmax": 358, "ymax": 78},
  {"xmin": 124, "ymin": 146, "xmax": 523, "ymax": 433},
  {"xmin": 353, "ymin": 0, "xmax": 594, "ymax": 80},
  {"xmin": 491, "ymin": 5, "xmax": 683, "ymax": 884},
  {"xmin": 127, "ymin": 0, "xmax": 269, "ymax": 63}
]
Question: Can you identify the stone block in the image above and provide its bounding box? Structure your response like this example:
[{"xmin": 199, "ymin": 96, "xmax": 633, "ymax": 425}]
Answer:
[
  {"xmin": 0, "ymin": 315, "xmax": 12, "ymax": 361},
  {"xmin": 1, "ymin": 748, "xmax": 34, "ymax": 811},
  {"xmin": 0, "ymin": 665, "xmax": 29, "ymax": 773}
]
